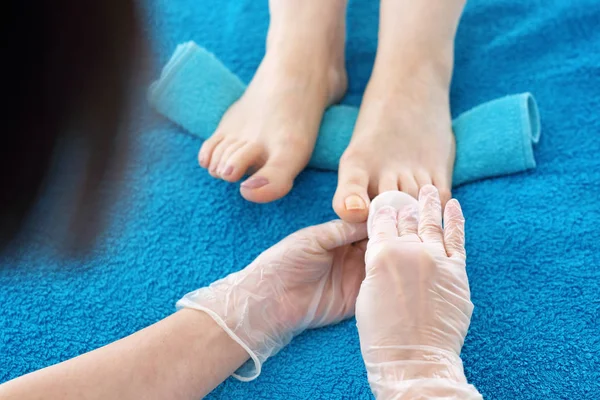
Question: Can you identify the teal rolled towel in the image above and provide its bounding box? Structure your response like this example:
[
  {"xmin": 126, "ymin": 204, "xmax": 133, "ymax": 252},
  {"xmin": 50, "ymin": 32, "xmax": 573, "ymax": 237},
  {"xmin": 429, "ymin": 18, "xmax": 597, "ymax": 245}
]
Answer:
[{"xmin": 149, "ymin": 42, "xmax": 541, "ymax": 186}]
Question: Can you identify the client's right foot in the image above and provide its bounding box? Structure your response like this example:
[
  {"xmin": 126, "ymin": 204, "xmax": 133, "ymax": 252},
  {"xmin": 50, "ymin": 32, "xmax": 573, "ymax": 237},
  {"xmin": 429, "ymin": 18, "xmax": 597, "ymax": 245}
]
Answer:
[{"xmin": 198, "ymin": 0, "xmax": 347, "ymax": 203}]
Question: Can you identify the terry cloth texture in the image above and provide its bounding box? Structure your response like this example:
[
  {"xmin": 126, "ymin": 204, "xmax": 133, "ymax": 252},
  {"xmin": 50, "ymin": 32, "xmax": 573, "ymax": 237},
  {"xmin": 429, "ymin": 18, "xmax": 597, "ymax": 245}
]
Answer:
[{"xmin": 1, "ymin": 1, "xmax": 599, "ymax": 399}]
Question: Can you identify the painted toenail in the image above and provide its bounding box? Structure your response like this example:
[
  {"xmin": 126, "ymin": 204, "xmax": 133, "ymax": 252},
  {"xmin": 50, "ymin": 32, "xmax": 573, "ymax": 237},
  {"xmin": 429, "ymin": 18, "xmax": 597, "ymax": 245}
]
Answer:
[
  {"xmin": 241, "ymin": 176, "xmax": 269, "ymax": 189},
  {"xmin": 344, "ymin": 195, "xmax": 366, "ymax": 211},
  {"xmin": 222, "ymin": 165, "xmax": 234, "ymax": 176}
]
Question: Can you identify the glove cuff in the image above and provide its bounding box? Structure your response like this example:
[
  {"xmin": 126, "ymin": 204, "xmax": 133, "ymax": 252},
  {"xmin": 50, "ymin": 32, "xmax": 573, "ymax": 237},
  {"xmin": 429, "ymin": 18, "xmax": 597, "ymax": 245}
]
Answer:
[
  {"xmin": 176, "ymin": 283, "xmax": 296, "ymax": 381},
  {"xmin": 176, "ymin": 298, "xmax": 264, "ymax": 381},
  {"xmin": 363, "ymin": 345, "xmax": 477, "ymax": 398}
]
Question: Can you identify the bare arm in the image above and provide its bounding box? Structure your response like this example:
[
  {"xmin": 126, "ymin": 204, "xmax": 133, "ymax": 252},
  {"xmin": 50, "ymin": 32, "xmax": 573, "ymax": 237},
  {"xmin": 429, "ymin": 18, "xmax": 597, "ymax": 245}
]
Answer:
[
  {"xmin": 0, "ymin": 219, "xmax": 370, "ymax": 400},
  {"xmin": 0, "ymin": 309, "xmax": 248, "ymax": 400}
]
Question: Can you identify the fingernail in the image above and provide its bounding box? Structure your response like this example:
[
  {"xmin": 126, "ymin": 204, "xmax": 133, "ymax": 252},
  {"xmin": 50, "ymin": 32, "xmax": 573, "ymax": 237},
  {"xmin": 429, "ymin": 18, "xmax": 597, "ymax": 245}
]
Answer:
[
  {"xmin": 241, "ymin": 176, "xmax": 269, "ymax": 189},
  {"xmin": 222, "ymin": 165, "xmax": 233, "ymax": 176},
  {"xmin": 420, "ymin": 185, "xmax": 437, "ymax": 196},
  {"xmin": 344, "ymin": 194, "xmax": 366, "ymax": 211}
]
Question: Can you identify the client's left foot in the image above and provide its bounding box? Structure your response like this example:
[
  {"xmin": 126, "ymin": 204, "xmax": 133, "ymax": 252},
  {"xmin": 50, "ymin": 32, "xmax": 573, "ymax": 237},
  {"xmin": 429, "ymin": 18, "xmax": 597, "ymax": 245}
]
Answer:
[{"xmin": 333, "ymin": 62, "xmax": 455, "ymax": 223}]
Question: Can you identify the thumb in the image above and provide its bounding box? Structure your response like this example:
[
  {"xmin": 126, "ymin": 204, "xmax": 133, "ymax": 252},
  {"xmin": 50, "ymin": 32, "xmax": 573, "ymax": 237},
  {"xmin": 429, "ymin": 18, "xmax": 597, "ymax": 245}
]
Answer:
[{"xmin": 305, "ymin": 220, "xmax": 368, "ymax": 251}]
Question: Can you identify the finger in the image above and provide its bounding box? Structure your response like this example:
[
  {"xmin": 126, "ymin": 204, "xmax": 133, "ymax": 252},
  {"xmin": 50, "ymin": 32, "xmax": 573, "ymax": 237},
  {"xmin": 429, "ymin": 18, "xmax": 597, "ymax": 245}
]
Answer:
[
  {"xmin": 309, "ymin": 220, "xmax": 368, "ymax": 251},
  {"xmin": 443, "ymin": 199, "xmax": 466, "ymax": 259},
  {"xmin": 315, "ymin": 244, "xmax": 367, "ymax": 326},
  {"xmin": 367, "ymin": 191, "xmax": 417, "ymax": 238},
  {"xmin": 369, "ymin": 206, "xmax": 399, "ymax": 241},
  {"xmin": 397, "ymin": 203, "xmax": 419, "ymax": 238},
  {"xmin": 418, "ymin": 184, "xmax": 444, "ymax": 243},
  {"xmin": 354, "ymin": 238, "xmax": 368, "ymax": 253},
  {"xmin": 343, "ymin": 251, "xmax": 367, "ymax": 314}
]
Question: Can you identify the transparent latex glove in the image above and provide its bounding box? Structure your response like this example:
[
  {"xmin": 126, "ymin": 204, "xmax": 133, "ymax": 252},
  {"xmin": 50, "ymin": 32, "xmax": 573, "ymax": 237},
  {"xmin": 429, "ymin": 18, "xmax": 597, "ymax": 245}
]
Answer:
[
  {"xmin": 177, "ymin": 220, "xmax": 367, "ymax": 381},
  {"xmin": 356, "ymin": 187, "xmax": 482, "ymax": 399}
]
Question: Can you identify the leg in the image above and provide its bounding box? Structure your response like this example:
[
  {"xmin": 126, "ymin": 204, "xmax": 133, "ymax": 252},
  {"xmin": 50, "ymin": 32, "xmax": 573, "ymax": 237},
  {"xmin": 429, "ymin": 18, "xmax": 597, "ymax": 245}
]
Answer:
[
  {"xmin": 199, "ymin": 0, "xmax": 348, "ymax": 203},
  {"xmin": 333, "ymin": 0, "xmax": 466, "ymax": 222}
]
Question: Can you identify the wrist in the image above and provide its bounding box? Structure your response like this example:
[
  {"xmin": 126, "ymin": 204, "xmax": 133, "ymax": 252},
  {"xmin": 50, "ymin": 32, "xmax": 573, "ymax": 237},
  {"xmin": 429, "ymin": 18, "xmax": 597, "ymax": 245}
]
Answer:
[
  {"xmin": 176, "ymin": 308, "xmax": 250, "ymax": 366},
  {"xmin": 363, "ymin": 345, "xmax": 468, "ymax": 383},
  {"xmin": 176, "ymin": 271, "xmax": 301, "ymax": 380}
]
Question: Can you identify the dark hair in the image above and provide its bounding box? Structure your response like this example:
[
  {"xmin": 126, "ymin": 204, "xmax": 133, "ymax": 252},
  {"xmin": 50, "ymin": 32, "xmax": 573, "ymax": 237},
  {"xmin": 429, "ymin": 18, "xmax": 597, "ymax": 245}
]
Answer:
[{"xmin": 1, "ymin": 1, "xmax": 141, "ymax": 251}]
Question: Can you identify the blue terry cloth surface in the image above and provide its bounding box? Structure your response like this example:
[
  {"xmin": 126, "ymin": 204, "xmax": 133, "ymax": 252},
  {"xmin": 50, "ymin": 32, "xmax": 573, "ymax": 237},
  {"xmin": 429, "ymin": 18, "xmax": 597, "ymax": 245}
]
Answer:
[
  {"xmin": 1, "ymin": 1, "xmax": 600, "ymax": 399},
  {"xmin": 148, "ymin": 42, "xmax": 541, "ymax": 186}
]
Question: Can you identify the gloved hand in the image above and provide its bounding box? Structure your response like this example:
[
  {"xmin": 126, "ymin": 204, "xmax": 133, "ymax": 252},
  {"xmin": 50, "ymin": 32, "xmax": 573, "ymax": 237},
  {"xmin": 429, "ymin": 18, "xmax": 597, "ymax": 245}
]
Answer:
[
  {"xmin": 356, "ymin": 186, "xmax": 482, "ymax": 399},
  {"xmin": 177, "ymin": 220, "xmax": 368, "ymax": 380}
]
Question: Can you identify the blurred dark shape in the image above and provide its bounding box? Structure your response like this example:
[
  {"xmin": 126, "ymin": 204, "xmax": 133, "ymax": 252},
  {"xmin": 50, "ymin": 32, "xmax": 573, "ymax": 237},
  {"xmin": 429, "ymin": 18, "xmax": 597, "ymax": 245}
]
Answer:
[{"xmin": 1, "ymin": 1, "xmax": 142, "ymax": 252}]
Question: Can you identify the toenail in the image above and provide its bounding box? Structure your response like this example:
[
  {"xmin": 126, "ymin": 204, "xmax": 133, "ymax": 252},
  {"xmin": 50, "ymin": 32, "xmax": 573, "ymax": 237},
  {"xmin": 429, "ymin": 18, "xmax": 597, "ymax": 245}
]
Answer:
[
  {"xmin": 241, "ymin": 176, "xmax": 269, "ymax": 190},
  {"xmin": 199, "ymin": 155, "xmax": 206, "ymax": 166},
  {"xmin": 222, "ymin": 165, "xmax": 234, "ymax": 176},
  {"xmin": 344, "ymin": 195, "xmax": 366, "ymax": 211}
]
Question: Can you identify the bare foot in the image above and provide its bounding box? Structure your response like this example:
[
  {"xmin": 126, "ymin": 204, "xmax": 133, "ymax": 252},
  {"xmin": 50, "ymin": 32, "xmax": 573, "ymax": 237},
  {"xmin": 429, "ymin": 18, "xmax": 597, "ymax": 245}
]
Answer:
[
  {"xmin": 332, "ymin": 0, "xmax": 462, "ymax": 222},
  {"xmin": 198, "ymin": 0, "xmax": 347, "ymax": 203},
  {"xmin": 333, "ymin": 63, "xmax": 455, "ymax": 222}
]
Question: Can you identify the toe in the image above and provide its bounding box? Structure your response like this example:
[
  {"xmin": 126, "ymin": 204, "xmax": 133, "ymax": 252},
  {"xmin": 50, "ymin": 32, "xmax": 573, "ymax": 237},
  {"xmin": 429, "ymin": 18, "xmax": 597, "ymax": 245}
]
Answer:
[
  {"xmin": 216, "ymin": 141, "xmax": 246, "ymax": 180},
  {"xmin": 198, "ymin": 134, "xmax": 224, "ymax": 169},
  {"xmin": 221, "ymin": 143, "xmax": 265, "ymax": 182},
  {"xmin": 377, "ymin": 173, "xmax": 399, "ymax": 196},
  {"xmin": 433, "ymin": 172, "xmax": 453, "ymax": 207},
  {"xmin": 414, "ymin": 169, "xmax": 432, "ymax": 190},
  {"xmin": 208, "ymin": 139, "xmax": 233, "ymax": 178},
  {"xmin": 240, "ymin": 149, "xmax": 308, "ymax": 203},
  {"xmin": 333, "ymin": 157, "xmax": 371, "ymax": 223},
  {"xmin": 398, "ymin": 171, "xmax": 419, "ymax": 199},
  {"xmin": 437, "ymin": 187, "xmax": 452, "ymax": 208}
]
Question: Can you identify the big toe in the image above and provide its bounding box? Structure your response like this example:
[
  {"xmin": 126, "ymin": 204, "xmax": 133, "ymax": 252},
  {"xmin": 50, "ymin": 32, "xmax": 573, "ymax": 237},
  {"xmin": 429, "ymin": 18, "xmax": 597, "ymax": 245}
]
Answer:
[
  {"xmin": 333, "ymin": 161, "xmax": 370, "ymax": 223},
  {"xmin": 240, "ymin": 151, "xmax": 307, "ymax": 203}
]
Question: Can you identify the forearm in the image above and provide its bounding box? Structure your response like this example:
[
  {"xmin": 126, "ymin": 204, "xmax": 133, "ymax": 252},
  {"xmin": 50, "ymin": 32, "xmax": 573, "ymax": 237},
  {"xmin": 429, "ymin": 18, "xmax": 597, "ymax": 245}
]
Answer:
[
  {"xmin": 377, "ymin": 0, "xmax": 466, "ymax": 84},
  {"xmin": 0, "ymin": 309, "xmax": 249, "ymax": 400}
]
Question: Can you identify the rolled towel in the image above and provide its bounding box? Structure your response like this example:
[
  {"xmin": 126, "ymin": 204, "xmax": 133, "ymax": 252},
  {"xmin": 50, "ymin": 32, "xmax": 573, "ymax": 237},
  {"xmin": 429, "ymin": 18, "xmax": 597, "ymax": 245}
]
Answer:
[{"xmin": 149, "ymin": 41, "xmax": 541, "ymax": 186}]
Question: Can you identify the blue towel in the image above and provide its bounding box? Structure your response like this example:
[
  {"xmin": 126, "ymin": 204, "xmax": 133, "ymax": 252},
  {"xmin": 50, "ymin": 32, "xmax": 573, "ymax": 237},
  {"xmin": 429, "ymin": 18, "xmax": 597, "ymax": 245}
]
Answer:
[
  {"xmin": 2, "ymin": 1, "xmax": 600, "ymax": 399},
  {"xmin": 149, "ymin": 42, "xmax": 541, "ymax": 187}
]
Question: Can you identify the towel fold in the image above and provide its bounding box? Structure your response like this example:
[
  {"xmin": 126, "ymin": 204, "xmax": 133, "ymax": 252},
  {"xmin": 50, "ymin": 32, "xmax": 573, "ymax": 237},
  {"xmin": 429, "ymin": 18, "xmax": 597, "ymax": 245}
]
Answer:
[{"xmin": 149, "ymin": 42, "xmax": 541, "ymax": 186}]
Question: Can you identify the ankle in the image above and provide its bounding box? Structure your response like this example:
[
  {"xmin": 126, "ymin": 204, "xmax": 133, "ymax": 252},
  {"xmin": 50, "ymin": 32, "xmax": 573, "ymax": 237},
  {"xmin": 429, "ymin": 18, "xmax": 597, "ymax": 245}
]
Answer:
[
  {"xmin": 262, "ymin": 38, "xmax": 347, "ymax": 104},
  {"xmin": 326, "ymin": 63, "xmax": 348, "ymax": 104},
  {"xmin": 367, "ymin": 56, "xmax": 451, "ymax": 108},
  {"xmin": 378, "ymin": 51, "xmax": 452, "ymax": 87}
]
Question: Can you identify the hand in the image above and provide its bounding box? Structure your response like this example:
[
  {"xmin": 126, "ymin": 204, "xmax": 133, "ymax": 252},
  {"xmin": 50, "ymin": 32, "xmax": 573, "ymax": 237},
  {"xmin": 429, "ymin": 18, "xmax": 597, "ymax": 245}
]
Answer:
[
  {"xmin": 356, "ymin": 187, "xmax": 480, "ymax": 399},
  {"xmin": 177, "ymin": 220, "xmax": 367, "ymax": 380}
]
